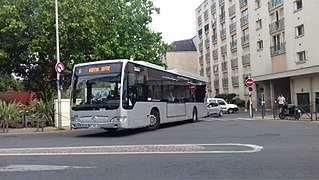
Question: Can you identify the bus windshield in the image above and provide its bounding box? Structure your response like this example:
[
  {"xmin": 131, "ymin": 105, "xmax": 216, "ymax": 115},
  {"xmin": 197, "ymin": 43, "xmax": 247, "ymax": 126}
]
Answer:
[{"xmin": 71, "ymin": 63, "xmax": 122, "ymax": 110}]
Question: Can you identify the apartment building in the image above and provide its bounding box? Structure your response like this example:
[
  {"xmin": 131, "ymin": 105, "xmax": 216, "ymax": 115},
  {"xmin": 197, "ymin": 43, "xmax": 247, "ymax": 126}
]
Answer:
[{"xmin": 196, "ymin": 0, "xmax": 319, "ymax": 112}]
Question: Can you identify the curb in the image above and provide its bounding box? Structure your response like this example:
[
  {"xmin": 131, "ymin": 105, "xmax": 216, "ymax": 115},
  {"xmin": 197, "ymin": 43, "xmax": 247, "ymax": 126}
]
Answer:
[{"xmin": 0, "ymin": 127, "xmax": 72, "ymax": 136}]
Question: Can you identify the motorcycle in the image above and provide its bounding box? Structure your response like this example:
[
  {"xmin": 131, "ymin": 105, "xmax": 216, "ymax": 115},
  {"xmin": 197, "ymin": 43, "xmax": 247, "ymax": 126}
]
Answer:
[{"xmin": 278, "ymin": 104, "xmax": 301, "ymax": 120}]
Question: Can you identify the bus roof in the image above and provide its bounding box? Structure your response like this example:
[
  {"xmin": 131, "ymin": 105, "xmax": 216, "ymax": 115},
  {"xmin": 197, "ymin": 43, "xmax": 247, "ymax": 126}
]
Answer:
[{"xmin": 73, "ymin": 59, "xmax": 207, "ymax": 83}]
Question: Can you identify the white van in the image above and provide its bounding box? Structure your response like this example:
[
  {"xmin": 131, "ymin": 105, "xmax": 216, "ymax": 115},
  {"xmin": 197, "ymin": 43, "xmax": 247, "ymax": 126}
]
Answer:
[{"xmin": 207, "ymin": 98, "xmax": 238, "ymax": 113}]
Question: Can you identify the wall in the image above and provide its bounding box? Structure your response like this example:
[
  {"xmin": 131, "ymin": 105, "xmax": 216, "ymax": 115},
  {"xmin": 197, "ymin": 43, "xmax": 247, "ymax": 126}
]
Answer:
[
  {"xmin": 54, "ymin": 99, "xmax": 71, "ymax": 129},
  {"xmin": 166, "ymin": 51, "xmax": 199, "ymax": 75}
]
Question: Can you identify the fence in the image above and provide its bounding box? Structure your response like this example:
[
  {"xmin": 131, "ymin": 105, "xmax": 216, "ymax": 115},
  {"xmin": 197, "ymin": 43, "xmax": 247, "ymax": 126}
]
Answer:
[{"xmin": 273, "ymin": 104, "xmax": 318, "ymax": 121}]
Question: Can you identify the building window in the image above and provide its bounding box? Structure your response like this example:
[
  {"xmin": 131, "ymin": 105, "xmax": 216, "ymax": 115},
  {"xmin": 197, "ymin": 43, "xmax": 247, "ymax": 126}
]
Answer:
[
  {"xmin": 295, "ymin": 24, "xmax": 304, "ymax": 37},
  {"xmin": 241, "ymin": 28, "xmax": 249, "ymax": 45},
  {"xmin": 255, "ymin": 0, "xmax": 261, "ymax": 9},
  {"xmin": 294, "ymin": 0, "xmax": 303, "ymax": 11},
  {"xmin": 296, "ymin": 51, "xmax": 306, "ymax": 62},
  {"xmin": 256, "ymin": 19, "xmax": 262, "ymax": 30},
  {"xmin": 204, "ymin": 24, "xmax": 210, "ymax": 34},
  {"xmin": 257, "ymin": 40, "xmax": 263, "ymax": 50},
  {"xmin": 198, "ymin": 29, "xmax": 203, "ymax": 39},
  {"xmin": 198, "ymin": 15, "xmax": 202, "ymax": 25},
  {"xmin": 231, "ymin": 34, "xmax": 237, "ymax": 49},
  {"xmin": 240, "ymin": 9, "xmax": 249, "ymax": 26}
]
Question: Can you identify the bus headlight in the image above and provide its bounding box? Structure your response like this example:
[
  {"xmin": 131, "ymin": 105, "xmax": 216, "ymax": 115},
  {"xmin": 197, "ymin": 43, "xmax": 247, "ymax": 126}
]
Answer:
[
  {"xmin": 71, "ymin": 115, "xmax": 79, "ymax": 122},
  {"xmin": 110, "ymin": 116, "xmax": 127, "ymax": 122}
]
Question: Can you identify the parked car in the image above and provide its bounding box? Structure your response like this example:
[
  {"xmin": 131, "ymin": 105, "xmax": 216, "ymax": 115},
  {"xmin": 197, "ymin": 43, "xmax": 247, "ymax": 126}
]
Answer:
[
  {"xmin": 207, "ymin": 98, "xmax": 238, "ymax": 113},
  {"xmin": 207, "ymin": 102, "xmax": 223, "ymax": 117}
]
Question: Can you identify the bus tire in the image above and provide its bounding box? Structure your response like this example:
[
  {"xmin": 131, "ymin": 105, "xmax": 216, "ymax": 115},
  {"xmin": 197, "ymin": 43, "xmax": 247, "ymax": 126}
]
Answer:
[
  {"xmin": 147, "ymin": 109, "xmax": 160, "ymax": 131},
  {"xmin": 190, "ymin": 107, "xmax": 198, "ymax": 123}
]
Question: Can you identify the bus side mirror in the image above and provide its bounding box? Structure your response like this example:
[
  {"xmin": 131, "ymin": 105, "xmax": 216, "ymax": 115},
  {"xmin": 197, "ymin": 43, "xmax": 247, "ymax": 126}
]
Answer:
[{"xmin": 128, "ymin": 74, "xmax": 135, "ymax": 86}]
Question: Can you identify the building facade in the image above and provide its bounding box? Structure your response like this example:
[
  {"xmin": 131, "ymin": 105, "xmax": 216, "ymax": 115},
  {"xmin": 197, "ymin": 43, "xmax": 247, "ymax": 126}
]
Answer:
[
  {"xmin": 196, "ymin": 0, "xmax": 319, "ymax": 113},
  {"xmin": 164, "ymin": 38, "xmax": 199, "ymax": 75}
]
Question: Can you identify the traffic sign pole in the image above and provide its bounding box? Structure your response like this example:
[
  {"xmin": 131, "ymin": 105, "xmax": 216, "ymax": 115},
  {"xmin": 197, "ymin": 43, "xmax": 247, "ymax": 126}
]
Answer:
[
  {"xmin": 55, "ymin": 0, "xmax": 62, "ymax": 130},
  {"xmin": 245, "ymin": 77, "xmax": 254, "ymax": 118},
  {"xmin": 249, "ymin": 89, "xmax": 253, "ymax": 118}
]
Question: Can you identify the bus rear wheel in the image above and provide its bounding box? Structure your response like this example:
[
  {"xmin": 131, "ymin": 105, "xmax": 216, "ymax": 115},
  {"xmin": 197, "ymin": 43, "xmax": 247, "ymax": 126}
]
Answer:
[{"xmin": 147, "ymin": 109, "xmax": 160, "ymax": 131}]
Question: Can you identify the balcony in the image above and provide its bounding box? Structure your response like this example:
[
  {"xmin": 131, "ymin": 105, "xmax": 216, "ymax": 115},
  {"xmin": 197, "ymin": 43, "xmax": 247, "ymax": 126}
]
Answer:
[
  {"xmin": 205, "ymin": 38, "xmax": 210, "ymax": 48},
  {"xmin": 200, "ymin": 68, "xmax": 204, "ymax": 76},
  {"xmin": 229, "ymin": 22, "xmax": 237, "ymax": 33},
  {"xmin": 270, "ymin": 42, "xmax": 286, "ymax": 56},
  {"xmin": 211, "ymin": 18, "xmax": 217, "ymax": 27},
  {"xmin": 204, "ymin": 10, "xmax": 209, "ymax": 20},
  {"xmin": 269, "ymin": 18, "xmax": 285, "ymax": 34},
  {"xmin": 232, "ymin": 76, "xmax": 239, "ymax": 86},
  {"xmin": 241, "ymin": 34, "xmax": 249, "ymax": 46},
  {"xmin": 231, "ymin": 58, "xmax": 238, "ymax": 69},
  {"xmin": 220, "ymin": 28, "xmax": 226, "ymax": 39},
  {"xmin": 242, "ymin": 54, "xmax": 250, "ymax": 66},
  {"xmin": 214, "ymin": 80, "xmax": 219, "ymax": 89},
  {"xmin": 199, "ymin": 56, "xmax": 204, "ymax": 66},
  {"xmin": 204, "ymin": 24, "xmax": 209, "ymax": 34},
  {"xmin": 198, "ymin": 32, "xmax": 203, "ymax": 39},
  {"xmin": 228, "ymin": 4, "xmax": 236, "ymax": 16},
  {"xmin": 205, "ymin": 52, "xmax": 211, "ymax": 62},
  {"xmin": 198, "ymin": 15, "xmax": 202, "ymax": 26},
  {"xmin": 221, "ymin": 45, "xmax": 227, "ymax": 54},
  {"xmin": 268, "ymin": 0, "xmax": 283, "ymax": 12},
  {"xmin": 206, "ymin": 67, "xmax": 211, "ymax": 77},
  {"xmin": 222, "ymin": 78, "xmax": 228, "ymax": 88},
  {"xmin": 213, "ymin": 49, "xmax": 218, "ymax": 60},
  {"xmin": 198, "ymin": 42, "xmax": 203, "ymax": 51},
  {"xmin": 207, "ymin": 81, "xmax": 212, "ymax": 92},
  {"xmin": 211, "ymin": 3, "xmax": 216, "ymax": 13},
  {"xmin": 219, "ymin": 0, "xmax": 225, "ymax": 6},
  {"xmin": 213, "ymin": 64, "xmax": 218, "ymax": 73},
  {"xmin": 239, "ymin": 0, "xmax": 248, "ymax": 9},
  {"xmin": 219, "ymin": 12, "xmax": 225, "ymax": 23},
  {"xmin": 221, "ymin": 61, "xmax": 228, "ymax": 71},
  {"xmin": 230, "ymin": 40, "xmax": 237, "ymax": 50},
  {"xmin": 212, "ymin": 34, "xmax": 217, "ymax": 44},
  {"xmin": 240, "ymin": 15, "xmax": 249, "ymax": 27}
]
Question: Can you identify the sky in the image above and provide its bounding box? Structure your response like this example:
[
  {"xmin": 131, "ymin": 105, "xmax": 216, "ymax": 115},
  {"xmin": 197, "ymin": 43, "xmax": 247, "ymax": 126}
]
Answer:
[{"xmin": 149, "ymin": 0, "xmax": 204, "ymax": 44}]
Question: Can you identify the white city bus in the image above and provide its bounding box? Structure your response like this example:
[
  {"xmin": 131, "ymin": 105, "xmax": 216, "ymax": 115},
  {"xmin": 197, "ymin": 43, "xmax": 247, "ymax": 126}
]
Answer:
[{"xmin": 70, "ymin": 59, "xmax": 207, "ymax": 131}]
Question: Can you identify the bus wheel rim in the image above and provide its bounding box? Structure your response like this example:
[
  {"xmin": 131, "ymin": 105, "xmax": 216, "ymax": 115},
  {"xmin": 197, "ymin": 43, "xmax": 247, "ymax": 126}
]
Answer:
[{"xmin": 150, "ymin": 115, "xmax": 157, "ymax": 126}]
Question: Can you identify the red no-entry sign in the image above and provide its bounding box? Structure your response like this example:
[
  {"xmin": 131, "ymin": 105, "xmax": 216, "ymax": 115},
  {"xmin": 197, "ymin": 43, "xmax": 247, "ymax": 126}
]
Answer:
[{"xmin": 245, "ymin": 78, "xmax": 254, "ymax": 87}]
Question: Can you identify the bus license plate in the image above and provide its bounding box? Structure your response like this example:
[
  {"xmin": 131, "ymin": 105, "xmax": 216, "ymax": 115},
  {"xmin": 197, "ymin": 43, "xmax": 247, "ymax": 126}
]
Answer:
[{"xmin": 88, "ymin": 124, "xmax": 99, "ymax": 128}]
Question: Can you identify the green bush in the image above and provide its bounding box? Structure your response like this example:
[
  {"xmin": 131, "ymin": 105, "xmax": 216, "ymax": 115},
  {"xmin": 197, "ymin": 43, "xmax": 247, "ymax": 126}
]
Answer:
[
  {"xmin": 0, "ymin": 100, "xmax": 23, "ymax": 132},
  {"xmin": 233, "ymin": 98, "xmax": 246, "ymax": 108}
]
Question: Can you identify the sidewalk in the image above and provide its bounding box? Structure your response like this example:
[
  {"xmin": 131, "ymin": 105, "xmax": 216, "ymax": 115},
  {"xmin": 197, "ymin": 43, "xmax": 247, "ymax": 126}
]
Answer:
[{"xmin": 0, "ymin": 127, "xmax": 72, "ymax": 135}]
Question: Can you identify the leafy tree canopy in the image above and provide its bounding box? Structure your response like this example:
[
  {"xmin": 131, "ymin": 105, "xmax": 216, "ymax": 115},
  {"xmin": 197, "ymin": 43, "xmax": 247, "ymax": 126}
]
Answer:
[
  {"xmin": 0, "ymin": 75, "xmax": 24, "ymax": 92},
  {"xmin": 0, "ymin": 0, "xmax": 169, "ymax": 92}
]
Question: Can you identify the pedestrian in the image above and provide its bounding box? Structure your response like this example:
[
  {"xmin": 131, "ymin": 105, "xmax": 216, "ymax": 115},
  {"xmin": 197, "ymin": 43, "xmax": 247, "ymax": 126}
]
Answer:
[{"xmin": 277, "ymin": 94, "xmax": 286, "ymax": 109}]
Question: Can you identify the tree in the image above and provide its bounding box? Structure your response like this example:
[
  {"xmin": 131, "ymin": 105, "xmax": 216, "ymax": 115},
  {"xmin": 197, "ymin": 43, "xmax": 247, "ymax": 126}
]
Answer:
[
  {"xmin": 0, "ymin": 75, "xmax": 24, "ymax": 92},
  {"xmin": 0, "ymin": 0, "xmax": 169, "ymax": 93}
]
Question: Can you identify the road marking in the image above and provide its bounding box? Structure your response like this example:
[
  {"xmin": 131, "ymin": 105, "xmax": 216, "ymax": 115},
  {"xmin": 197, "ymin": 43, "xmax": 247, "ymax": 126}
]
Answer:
[
  {"xmin": 0, "ymin": 165, "xmax": 95, "ymax": 172},
  {"xmin": 0, "ymin": 143, "xmax": 263, "ymax": 156},
  {"xmin": 202, "ymin": 118, "xmax": 255, "ymax": 122}
]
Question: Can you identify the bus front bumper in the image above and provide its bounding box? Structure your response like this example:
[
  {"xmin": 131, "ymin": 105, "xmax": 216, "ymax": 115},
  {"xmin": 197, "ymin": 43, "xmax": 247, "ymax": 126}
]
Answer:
[{"xmin": 71, "ymin": 116, "xmax": 128, "ymax": 129}]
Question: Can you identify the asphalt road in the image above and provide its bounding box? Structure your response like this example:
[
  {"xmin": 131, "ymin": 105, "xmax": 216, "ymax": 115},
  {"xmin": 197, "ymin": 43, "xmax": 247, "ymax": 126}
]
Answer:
[{"xmin": 1, "ymin": 112, "xmax": 319, "ymax": 179}]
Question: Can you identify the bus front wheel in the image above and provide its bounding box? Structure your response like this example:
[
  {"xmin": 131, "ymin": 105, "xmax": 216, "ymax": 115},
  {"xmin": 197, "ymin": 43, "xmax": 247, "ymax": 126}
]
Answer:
[{"xmin": 147, "ymin": 109, "xmax": 160, "ymax": 131}]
